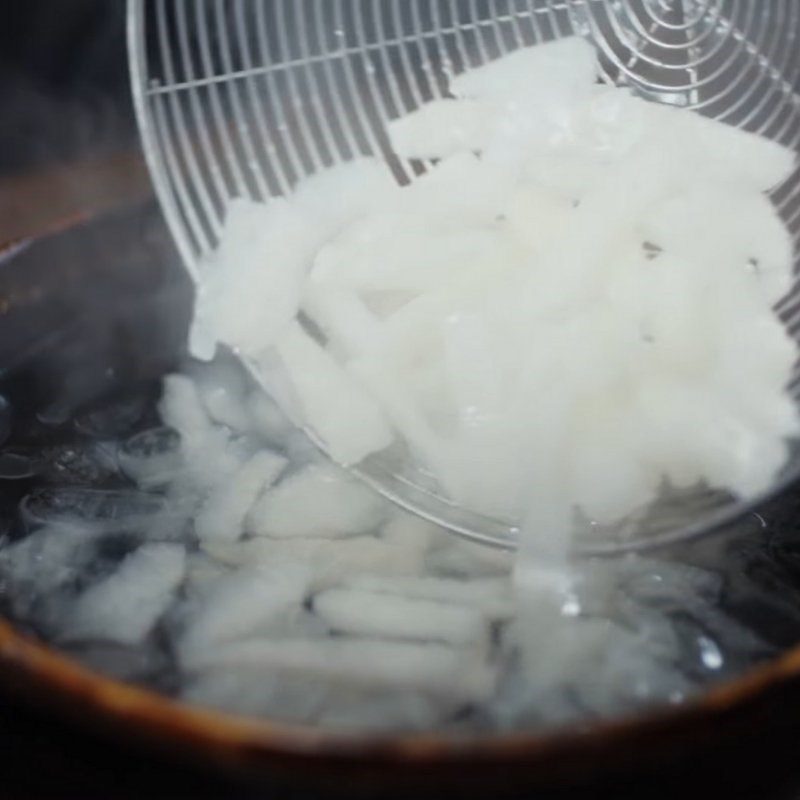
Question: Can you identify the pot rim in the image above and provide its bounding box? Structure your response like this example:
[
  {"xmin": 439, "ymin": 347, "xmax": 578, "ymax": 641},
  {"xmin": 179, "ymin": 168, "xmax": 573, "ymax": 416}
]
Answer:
[{"xmin": 1, "ymin": 614, "xmax": 799, "ymax": 767}]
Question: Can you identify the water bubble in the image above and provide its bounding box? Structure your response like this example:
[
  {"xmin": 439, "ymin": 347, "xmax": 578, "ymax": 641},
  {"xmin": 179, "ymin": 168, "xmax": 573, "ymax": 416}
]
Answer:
[
  {"xmin": 36, "ymin": 401, "xmax": 73, "ymax": 428},
  {"xmin": 0, "ymin": 451, "xmax": 39, "ymax": 480},
  {"xmin": 697, "ymin": 634, "xmax": 723, "ymax": 670},
  {"xmin": 19, "ymin": 488, "xmax": 168, "ymax": 532}
]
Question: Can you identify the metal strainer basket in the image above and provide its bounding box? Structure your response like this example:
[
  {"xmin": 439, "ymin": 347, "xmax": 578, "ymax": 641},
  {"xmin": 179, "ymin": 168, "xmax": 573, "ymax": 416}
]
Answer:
[{"xmin": 128, "ymin": 0, "xmax": 800, "ymax": 555}]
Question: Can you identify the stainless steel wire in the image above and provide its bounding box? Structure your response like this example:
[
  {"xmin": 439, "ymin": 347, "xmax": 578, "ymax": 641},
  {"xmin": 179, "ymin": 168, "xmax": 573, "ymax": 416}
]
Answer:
[{"xmin": 129, "ymin": 0, "xmax": 800, "ymax": 555}]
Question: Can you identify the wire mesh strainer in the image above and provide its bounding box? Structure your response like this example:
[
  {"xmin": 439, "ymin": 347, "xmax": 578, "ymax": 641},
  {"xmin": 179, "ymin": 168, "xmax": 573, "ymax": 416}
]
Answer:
[{"xmin": 128, "ymin": 0, "xmax": 800, "ymax": 556}]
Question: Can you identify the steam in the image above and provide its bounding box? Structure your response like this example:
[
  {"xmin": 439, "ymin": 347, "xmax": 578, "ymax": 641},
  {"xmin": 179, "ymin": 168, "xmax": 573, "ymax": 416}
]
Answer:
[{"xmin": 0, "ymin": 351, "xmax": 787, "ymax": 733}]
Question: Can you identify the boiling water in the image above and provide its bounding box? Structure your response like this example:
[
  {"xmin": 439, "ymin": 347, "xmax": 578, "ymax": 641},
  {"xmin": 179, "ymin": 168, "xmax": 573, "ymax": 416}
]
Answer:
[{"xmin": 0, "ymin": 350, "xmax": 798, "ymax": 733}]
